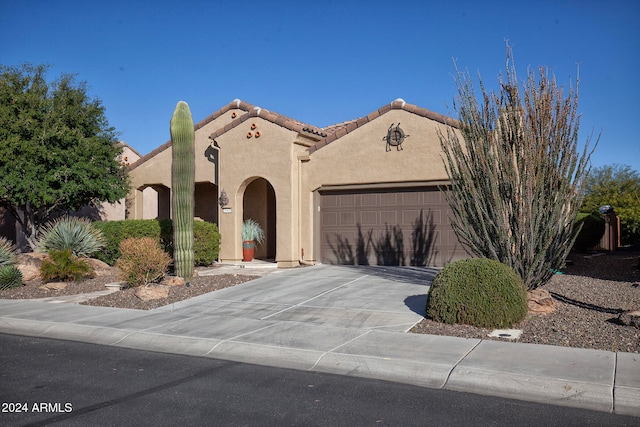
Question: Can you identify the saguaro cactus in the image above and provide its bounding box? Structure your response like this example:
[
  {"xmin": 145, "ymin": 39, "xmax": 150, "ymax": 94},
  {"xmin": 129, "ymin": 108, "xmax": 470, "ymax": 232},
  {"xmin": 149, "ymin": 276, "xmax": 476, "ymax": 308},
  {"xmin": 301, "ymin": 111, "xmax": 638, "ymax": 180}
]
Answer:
[{"xmin": 170, "ymin": 101, "xmax": 195, "ymax": 281}]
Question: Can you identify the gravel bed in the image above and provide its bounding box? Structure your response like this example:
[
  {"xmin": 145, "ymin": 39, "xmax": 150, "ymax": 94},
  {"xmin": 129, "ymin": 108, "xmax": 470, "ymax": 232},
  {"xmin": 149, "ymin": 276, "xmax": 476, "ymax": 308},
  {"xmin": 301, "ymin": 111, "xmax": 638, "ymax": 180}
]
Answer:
[
  {"xmin": 411, "ymin": 250, "xmax": 640, "ymax": 353},
  {"xmin": 80, "ymin": 273, "xmax": 256, "ymax": 310}
]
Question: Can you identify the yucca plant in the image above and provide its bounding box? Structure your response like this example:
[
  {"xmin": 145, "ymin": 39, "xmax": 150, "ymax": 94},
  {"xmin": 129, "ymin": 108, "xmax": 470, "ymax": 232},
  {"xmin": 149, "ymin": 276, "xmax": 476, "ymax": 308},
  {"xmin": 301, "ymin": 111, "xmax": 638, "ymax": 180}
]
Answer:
[
  {"xmin": 36, "ymin": 216, "xmax": 106, "ymax": 258},
  {"xmin": 0, "ymin": 266, "xmax": 23, "ymax": 290},
  {"xmin": 0, "ymin": 236, "xmax": 19, "ymax": 267}
]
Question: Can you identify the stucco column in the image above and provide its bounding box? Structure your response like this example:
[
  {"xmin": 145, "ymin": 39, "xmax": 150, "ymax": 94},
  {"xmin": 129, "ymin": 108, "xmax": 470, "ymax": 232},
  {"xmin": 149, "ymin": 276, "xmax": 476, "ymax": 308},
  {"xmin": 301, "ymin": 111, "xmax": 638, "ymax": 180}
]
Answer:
[
  {"xmin": 217, "ymin": 187, "xmax": 241, "ymax": 263},
  {"xmin": 125, "ymin": 188, "xmax": 144, "ymax": 220}
]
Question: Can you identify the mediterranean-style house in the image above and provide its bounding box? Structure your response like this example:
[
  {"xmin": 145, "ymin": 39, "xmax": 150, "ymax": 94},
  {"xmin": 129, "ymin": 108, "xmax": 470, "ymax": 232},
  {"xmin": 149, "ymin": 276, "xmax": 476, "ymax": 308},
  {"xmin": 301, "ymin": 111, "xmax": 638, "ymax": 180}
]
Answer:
[{"xmin": 126, "ymin": 98, "xmax": 467, "ymax": 268}]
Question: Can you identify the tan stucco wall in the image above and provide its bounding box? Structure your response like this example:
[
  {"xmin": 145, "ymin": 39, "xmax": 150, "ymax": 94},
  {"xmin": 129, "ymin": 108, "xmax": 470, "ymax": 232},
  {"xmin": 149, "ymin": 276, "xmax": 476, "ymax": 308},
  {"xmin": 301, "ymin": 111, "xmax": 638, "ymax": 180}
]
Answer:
[
  {"xmin": 214, "ymin": 117, "xmax": 305, "ymax": 267},
  {"xmin": 99, "ymin": 145, "xmax": 141, "ymax": 221},
  {"xmin": 299, "ymin": 110, "xmax": 453, "ymax": 262}
]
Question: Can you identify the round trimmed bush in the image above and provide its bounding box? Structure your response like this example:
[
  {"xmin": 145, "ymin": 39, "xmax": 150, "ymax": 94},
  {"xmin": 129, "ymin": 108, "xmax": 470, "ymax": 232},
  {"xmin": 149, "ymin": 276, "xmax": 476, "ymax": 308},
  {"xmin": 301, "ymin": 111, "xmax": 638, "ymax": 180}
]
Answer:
[
  {"xmin": 425, "ymin": 258, "xmax": 528, "ymax": 328},
  {"xmin": 193, "ymin": 221, "xmax": 220, "ymax": 266}
]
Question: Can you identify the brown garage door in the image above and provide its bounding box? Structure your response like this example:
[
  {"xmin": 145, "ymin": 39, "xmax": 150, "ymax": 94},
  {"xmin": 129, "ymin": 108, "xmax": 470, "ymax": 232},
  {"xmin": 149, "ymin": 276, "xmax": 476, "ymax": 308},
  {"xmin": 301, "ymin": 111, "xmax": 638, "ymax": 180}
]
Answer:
[{"xmin": 320, "ymin": 186, "xmax": 466, "ymax": 267}]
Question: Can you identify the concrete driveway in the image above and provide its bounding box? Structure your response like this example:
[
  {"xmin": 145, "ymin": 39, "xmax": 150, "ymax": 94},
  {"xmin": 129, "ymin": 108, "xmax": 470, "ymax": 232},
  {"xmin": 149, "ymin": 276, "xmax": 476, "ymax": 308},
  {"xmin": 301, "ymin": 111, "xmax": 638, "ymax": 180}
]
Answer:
[{"xmin": 166, "ymin": 264, "xmax": 439, "ymax": 332}]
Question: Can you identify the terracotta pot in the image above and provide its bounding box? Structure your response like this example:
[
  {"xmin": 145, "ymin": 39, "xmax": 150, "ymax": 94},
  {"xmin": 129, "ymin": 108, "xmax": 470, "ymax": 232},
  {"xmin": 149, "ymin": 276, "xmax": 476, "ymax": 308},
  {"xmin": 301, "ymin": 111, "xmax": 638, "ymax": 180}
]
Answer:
[{"xmin": 242, "ymin": 240, "xmax": 255, "ymax": 262}]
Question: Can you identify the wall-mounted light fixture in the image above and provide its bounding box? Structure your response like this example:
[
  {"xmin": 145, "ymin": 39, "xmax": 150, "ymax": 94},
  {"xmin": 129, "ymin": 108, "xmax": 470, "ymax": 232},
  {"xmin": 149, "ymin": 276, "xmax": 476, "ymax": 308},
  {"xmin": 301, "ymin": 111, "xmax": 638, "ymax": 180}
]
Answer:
[{"xmin": 218, "ymin": 189, "xmax": 229, "ymax": 207}]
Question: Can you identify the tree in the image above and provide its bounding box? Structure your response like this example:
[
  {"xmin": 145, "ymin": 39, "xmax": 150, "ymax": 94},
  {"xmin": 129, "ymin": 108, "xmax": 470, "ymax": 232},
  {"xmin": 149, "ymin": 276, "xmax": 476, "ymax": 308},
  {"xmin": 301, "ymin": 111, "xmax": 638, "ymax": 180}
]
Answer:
[
  {"xmin": 580, "ymin": 164, "xmax": 640, "ymax": 245},
  {"xmin": 439, "ymin": 46, "xmax": 597, "ymax": 290},
  {"xmin": 0, "ymin": 64, "xmax": 129, "ymax": 249}
]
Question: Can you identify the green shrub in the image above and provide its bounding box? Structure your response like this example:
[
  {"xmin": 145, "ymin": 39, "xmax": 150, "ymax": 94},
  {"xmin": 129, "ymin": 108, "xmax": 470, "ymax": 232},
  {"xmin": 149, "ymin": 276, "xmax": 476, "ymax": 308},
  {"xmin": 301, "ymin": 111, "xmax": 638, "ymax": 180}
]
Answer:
[
  {"xmin": 572, "ymin": 213, "xmax": 605, "ymax": 252},
  {"xmin": 93, "ymin": 219, "xmax": 164, "ymax": 265},
  {"xmin": 40, "ymin": 249, "xmax": 95, "ymax": 282},
  {"xmin": 425, "ymin": 258, "xmax": 528, "ymax": 328},
  {"xmin": 0, "ymin": 237, "xmax": 19, "ymax": 267},
  {"xmin": 116, "ymin": 237, "xmax": 171, "ymax": 287},
  {"xmin": 93, "ymin": 219, "xmax": 220, "ymax": 267},
  {"xmin": 194, "ymin": 221, "xmax": 220, "ymax": 266},
  {"xmin": 37, "ymin": 216, "xmax": 106, "ymax": 258},
  {"xmin": 0, "ymin": 266, "xmax": 23, "ymax": 290}
]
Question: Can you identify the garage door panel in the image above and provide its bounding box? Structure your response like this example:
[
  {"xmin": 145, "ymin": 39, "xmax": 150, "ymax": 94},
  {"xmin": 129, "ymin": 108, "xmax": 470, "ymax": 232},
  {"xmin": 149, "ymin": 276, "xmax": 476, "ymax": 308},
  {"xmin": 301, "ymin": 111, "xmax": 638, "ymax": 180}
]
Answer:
[
  {"xmin": 340, "ymin": 211, "xmax": 356, "ymax": 226},
  {"xmin": 425, "ymin": 191, "xmax": 442, "ymax": 204},
  {"xmin": 380, "ymin": 193, "xmax": 397, "ymax": 205},
  {"xmin": 402, "ymin": 192, "xmax": 421, "ymax": 205},
  {"xmin": 362, "ymin": 194, "xmax": 378, "ymax": 206},
  {"xmin": 402, "ymin": 209, "xmax": 421, "ymax": 226},
  {"xmin": 339, "ymin": 194, "xmax": 357, "ymax": 207},
  {"xmin": 322, "ymin": 211, "xmax": 338, "ymax": 226},
  {"xmin": 320, "ymin": 187, "xmax": 467, "ymax": 267},
  {"xmin": 361, "ymin": 211, "xmax": 378, "ymax": 225}
]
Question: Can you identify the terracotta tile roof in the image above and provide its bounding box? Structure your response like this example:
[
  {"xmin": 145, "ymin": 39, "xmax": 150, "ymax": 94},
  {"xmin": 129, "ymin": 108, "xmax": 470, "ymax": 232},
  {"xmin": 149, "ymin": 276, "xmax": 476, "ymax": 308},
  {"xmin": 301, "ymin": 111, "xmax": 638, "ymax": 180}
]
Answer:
[
  {"xmin": 308, "ymin": 98, "xmax": 459, "ymax": 153},
  {"xmin": 208, "ymin": 101, "xmax": 325, "ymax": 141},
  {"xmin": 128, "ymin": 98, "xmax": 458, "ymax": 171}
]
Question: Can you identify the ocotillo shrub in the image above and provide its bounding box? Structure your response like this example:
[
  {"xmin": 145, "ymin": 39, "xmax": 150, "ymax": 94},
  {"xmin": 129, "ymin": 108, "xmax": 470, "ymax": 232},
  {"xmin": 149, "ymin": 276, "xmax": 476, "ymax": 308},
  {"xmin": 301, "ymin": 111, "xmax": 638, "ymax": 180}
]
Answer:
[
  {"xmin": 425, "ymin": 258, "xmax": 528, "ymax": 328},
  {"xmin": 170, "ymin": 101, "xmax": 195, "ymax": 280}
]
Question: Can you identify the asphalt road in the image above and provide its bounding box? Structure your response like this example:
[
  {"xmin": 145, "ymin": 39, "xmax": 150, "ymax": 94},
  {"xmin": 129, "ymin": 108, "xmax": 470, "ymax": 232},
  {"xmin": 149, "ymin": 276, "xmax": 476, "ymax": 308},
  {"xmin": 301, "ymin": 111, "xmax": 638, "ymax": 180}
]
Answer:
[{"xmin": 0, "ymin": 334, "xmax": 636, "ymax": 426}]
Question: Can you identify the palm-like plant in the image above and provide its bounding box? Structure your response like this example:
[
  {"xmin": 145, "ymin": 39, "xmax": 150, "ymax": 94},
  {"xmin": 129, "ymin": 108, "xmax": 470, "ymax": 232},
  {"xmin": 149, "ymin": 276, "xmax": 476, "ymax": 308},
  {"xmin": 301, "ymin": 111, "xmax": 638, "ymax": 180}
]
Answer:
[{"xmin": 36, "ymin": 216, "xmax": 106, "ymax": 258}]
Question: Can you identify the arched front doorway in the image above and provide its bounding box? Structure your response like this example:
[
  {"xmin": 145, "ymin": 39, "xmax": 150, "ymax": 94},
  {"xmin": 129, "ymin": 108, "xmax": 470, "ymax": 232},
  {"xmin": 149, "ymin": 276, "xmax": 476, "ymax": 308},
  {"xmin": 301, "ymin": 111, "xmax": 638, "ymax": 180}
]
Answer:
[{"xmin": 243, "ymin": 178, "xmax": 276, "ymax": 260}]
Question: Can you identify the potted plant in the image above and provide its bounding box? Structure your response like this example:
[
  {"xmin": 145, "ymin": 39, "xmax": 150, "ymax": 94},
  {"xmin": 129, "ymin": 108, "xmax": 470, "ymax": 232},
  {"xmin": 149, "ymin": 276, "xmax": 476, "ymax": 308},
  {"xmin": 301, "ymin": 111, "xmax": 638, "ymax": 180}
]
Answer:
[{"xmin": 242, "ymin": 219, "xmax": 265, "ymax": 262}]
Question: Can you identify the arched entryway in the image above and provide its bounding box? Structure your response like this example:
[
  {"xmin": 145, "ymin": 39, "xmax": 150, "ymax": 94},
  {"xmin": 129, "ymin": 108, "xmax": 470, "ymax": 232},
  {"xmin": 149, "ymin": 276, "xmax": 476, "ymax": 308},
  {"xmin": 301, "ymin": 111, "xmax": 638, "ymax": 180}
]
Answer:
[{"xmin": 243, "ymin": 178, "xmax": 276, "ymax": 260}]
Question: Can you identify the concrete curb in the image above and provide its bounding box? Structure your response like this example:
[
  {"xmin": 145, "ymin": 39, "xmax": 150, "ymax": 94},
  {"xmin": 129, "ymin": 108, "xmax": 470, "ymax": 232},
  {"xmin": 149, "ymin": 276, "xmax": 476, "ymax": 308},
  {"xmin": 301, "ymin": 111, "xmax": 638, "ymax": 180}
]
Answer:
[{"xmin": 0, "ymin": 316, "xmax": 637, "ymax": 416}]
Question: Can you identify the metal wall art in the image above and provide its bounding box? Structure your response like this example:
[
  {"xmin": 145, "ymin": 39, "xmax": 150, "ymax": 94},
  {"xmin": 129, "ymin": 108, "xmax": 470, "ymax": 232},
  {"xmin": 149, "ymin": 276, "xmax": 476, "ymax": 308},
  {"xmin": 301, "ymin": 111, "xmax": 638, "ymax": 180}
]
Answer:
[{"xmin": 383, "ymin": 123, "xmax": 409, "ymax": 151}]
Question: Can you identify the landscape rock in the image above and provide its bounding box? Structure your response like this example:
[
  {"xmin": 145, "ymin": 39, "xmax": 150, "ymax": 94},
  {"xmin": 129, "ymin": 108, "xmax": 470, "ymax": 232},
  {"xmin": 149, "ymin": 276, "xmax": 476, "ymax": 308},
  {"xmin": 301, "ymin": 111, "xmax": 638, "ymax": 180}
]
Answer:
[
  {"xmin": 134, "ymin": 285, "xmax": 169, "ymax": 301},
  {"xmin": 17, "ymin": 265, "xmax": 40, "ymax": 282},
  {"xmin": 527, "ymin": 288, "xmax": 556, "ymax": 315},
  {"xmin": 15, "ymin": 253, "xmax": 49, "ymax": 281},
  {"xmin": 83, "ymin": 258, "xmax": 116, "ymax": 277},
  {"xmin": 618, "ymin": 310, "xmax": 640, "ymax": 329},
  {"xmin": 39, "ymin": 282, "xmax": 67, "ymax": 291},
  {"xmin": 161, "ymin": 276, "xmax": 186, "ymax": 287}
]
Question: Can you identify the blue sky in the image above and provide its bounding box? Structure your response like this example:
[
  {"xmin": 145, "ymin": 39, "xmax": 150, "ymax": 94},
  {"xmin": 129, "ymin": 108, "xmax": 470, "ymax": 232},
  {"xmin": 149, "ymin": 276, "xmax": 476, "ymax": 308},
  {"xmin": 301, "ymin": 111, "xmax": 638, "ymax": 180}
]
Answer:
[{"xmin": 2, "ymin": 0, "xmax": 639, "ymax": 172}]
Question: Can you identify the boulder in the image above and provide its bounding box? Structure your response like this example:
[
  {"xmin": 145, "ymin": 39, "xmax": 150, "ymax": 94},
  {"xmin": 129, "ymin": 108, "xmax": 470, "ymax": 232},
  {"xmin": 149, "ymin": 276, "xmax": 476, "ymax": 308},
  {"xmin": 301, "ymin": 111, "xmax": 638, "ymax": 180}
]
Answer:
[
  {"xmin": 135, "ymin": 285, "xmax": 169, "ymax": 301},
  {"xmin": 618, "ymin": 310, "xmax": 640, "ymax": 329},
  {"xmin": 15, "ymin": 252, "xmax": 49, "ymax": 281},
  {"xmin": 39, "ymin": 282, "xmax": 67, "ymax": 291},
  {"xmin": 83, "ymin": 258, "xmax": 116, "ymax": 277},
  {"xmin": 527, "ymin": 288, "xmax": 556, "ymax": 315},
  {"xmin": 161, "ymin": 276, "xmax": 186, "ymax": 287},
  {"xmin": 16, "ymin": 264, "xmax": 40, "ymax": 282}
]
